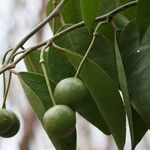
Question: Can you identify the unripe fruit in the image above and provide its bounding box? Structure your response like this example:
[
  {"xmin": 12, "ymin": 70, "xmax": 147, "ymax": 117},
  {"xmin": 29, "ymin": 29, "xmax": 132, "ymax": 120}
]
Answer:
[
  {"xmin": 1, "ymin": 111, "xmax": 20, "ymax": 138},
  {"xmin": 43, "ymin": 105, "xmax": 76, "ymax": 138},
  {"xmin": 0, "ymin": 109, "xmax": 13, "ymax": 134},
  {"xmin": 54, "ymin": 77, "xmax": 88, "ymax": 110}
]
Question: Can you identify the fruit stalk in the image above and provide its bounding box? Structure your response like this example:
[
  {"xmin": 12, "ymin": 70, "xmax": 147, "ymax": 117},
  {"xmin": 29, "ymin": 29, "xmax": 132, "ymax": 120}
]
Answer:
[
  {"xmin": 40, "ymin": 42, "xmax": 56, "ymax": 106},
  {"xmin": 2, "ymin": 72, "xmax": 12, "ymax": 108},
  {"xmin": 75, "ymin": 19, "xmax": 108, "ymax": 77}
]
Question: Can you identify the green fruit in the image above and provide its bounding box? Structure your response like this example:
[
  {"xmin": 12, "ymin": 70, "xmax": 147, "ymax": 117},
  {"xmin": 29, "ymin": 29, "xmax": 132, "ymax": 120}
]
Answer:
[
  {"xmin": 1, "ymin": 111, "xmax": 20, "ymax": 138},
  {"xmin": 54, "ymin": 77, "xmax": 89, "ymax": 109},
  {"xmin": 0, "ymin": 109, "xmax": 13, "ymax": 134},
  {"xmin": 43, "ymin": 105, "xmax": 76, "ymax": 138}
]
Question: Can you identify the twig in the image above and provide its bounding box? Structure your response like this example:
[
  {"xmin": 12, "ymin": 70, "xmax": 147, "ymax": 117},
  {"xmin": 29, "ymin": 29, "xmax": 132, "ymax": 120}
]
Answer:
[
  {"xmin": 40, "ymin": 42, "xmax": 56, "ymax": 106},
  {"xmin": 0, "ymin": 42, "xmax": 48, "ymax": 74},
  {"xmin": 52, "ymin": 42, "xmax": 65, "ymax": 52},
  {"xmin": 5, "ymin": 0, "xmax": 66, "ymax": 65},
  {"xmin": 0, "ymin": 1, "xmax": 138, "ymax": 75}
]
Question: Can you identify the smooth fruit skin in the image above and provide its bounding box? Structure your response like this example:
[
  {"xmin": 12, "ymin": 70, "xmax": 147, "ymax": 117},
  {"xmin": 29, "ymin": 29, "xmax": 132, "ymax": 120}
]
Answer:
[
  {"xmin": 1, "ymin": 111, "xmax": 20, "ymax": 138},
  {"xmin": 43, "ymin": 105, "xmax": 76, "ymax": 138},
  {"xmin": 54, "ymin": 77, "xmax": 89, "ymax": 110},
  {"xmin": 0, "ymin": 109, "xmax": 13, "ymax": 134}
]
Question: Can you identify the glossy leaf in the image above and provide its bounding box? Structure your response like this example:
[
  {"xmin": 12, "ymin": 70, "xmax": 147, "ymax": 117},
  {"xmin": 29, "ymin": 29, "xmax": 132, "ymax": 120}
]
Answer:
[
  {"xmin": 61, "ymin": 0, "xmax": 82, "ymax": 23},
  {"xmin": 24, "ymin": 50, "xmax": 50, "ymax": 75},
  {"xmin": 118, "ymin": 20, "xmax": 148, "ymax": 146},
  {"xmin": 48, "ymin": 47, "xmax": 75, "ymax": 83},
  {"xmin": 113, "ymin": 13, "xmax": 129, "ymax": 29},
  {"xmin": 137, "ymin": 0, "xmax": 150, "ymax": 41},
  {"xmin": 98, "ymin": 22, "xmax": 115, "ymax": 46},
  {"xmin": 132, "ymin": 107, "xmax": 147, "ymax": 147},
  {"xmin": 114, "ymin": 30, "xmax": 134, "ymax": 147},
  {"xmin": 118, "ymin": 20, "xmax": 150, "ymax": 128},
  {"xmin": 46, "ymin": 0, "xmax": 82, "ymax": 33},
  {"xmin": 119, "ymin": 0, "xmax": 136, "ymax": 20},
  {"xmin": 98, "ymin": 0, "xmax": 136, "ymax": 20},
  {"xmin": 46, "ymin": 0, "xmax": 62, "ymax": 33},
  {"xmin": 80, "ymin": 0, "xmax": 100, "ymax": 29},
  {"xmin": 98, "ymin": 0, "xmax": 117, "ymax": 15},
  {"xmin": 118, "ymin": 20, "xmax": 148, "ymax": 145},
  {"xmin": 18, "ymin": 72, "xmax": 76, "ymax": 150},
  {"xmin": 78, "ymin": 95, "xmax": 111, "ymax": 135},
  {"xmin": 65, "ymin": 50, "xmax": 126, "ymax": 149}
]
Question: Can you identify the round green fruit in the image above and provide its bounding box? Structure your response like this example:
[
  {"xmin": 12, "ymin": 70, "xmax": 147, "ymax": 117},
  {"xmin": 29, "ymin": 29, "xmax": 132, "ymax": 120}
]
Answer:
[
  {"xmin": 0, "ymin": 108, "xmax": 13, "ymax": 134},
  {"xmin": 1, "ymin": 111, "xmax": 20, "ymax": 138},
  {"xmin": 43, "ymin": 105, "xmax": 76, "ymax": 138},
  {"xmin": 54, "ymin": 77, "xmax": 88, "ymax": 110}
]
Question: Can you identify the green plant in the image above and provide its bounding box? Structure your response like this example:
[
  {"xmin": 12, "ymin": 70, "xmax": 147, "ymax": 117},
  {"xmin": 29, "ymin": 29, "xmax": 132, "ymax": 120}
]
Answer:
[
  {"xmin": 54, "ymin": 77, "xmax": 89, "ymax": 110},
  {"xmin": 43, "ymin": 105, "xmax": 76, "ymax": 138},
  {"xmin": 1, "ymin": 0, "xmax": 150, "ymax": 149}
]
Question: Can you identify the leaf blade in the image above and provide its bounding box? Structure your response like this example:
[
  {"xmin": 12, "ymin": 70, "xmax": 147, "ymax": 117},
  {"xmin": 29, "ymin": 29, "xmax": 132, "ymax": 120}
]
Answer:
[
  {"xmin": 24, "ymin": 50, "xmax": 50, "ymax": 75},
  {"xmin": 137, "ymin": 0, "xmax": 150, "ymax": 41},
  {"xmin": 65, "ymin": 50, "xmax": 126, "ymax": 149},
  {"xmin": 80, "ymin": 0, "xmax": 100, "ymax": 29},
  {"xmin": 114, "ymin": 30, "xmax": 134, "ymax": 147},
  {"xmin": 118, "ymin": 20, "xmax": 148, "ymax": 146},
  {"xmin": 46, "ymin": 0, "xmax": 82, "ymax": 33}
]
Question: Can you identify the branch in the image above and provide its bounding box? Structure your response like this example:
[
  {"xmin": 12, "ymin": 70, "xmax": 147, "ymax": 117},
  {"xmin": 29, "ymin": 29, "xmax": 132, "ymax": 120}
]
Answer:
[
  {"xmin": 0, "ymin": 0, "xmax": 138, "ymax": 75},
  {"xmin": 0, "ymin": 42, "xmax": 47, "ymax": 74},
  {"xmin": 5, "ymin": 0, "xmax": 66, "ymax": 64}
]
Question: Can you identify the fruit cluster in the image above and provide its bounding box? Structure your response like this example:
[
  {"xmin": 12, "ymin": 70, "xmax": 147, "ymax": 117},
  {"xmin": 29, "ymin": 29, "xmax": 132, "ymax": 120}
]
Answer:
[
  {"xmin": 0, "ymin": 109, "xmax": 20, "ymax": 138},
  {"xmin": 0, "ymin": 77, "xmax": 88, "ymax": 139},
  {"xmin": 43, "ymin": 77, "xmax": 88, "ymax": 138}
]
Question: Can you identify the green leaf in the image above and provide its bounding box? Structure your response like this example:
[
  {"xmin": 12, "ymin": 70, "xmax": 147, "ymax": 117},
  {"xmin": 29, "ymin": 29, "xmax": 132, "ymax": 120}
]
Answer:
[
  {"xmin": 80, "ymin": 0, "xmax": 100, "ymax": 29},
  {"xmin": 19, "ymin": 72, "xmax": 47, "ymax": 120},
  {"xmin": 118, "ymin": 20, "xmax": 150, "ymax": 128},
  {"xmin": 137, "ymin": 0, "xmax": 150, "ymax": 41},
  {"xmin": 18, "ymin": 72, "xmax": 76, "ymax": 150},
  {"xmin": 48, "ymin": 37, "xmax": 75, "ymax": 83},
  {"xmin": 119, "ymin": 0, "xmax": 136, "ymax": 20},
  {"xmin": 118, "ymin": 20, "xmax": 148, "ymax": 146},
  {"xmin": 114, "ymin": 30, "xmax": 134, "ymax": 147},
  {"xmin": 132, "ymin": 107, "xmax": 147, "ymax": 147},
  {"xmin": 98, "ymin": 22, "xmax": 115, "ymax": 47},
  {"xmin": 113, "ymin": 13, "xmax": 130, "ymax": 29},
  {"xmin": 65, "ymin": 50, "xmax": 126, "ymax": 150},
  {"xmin": 98, "ymin": 0, "xmax": 136, "ymax": 20},
  {"xmin": 115, "ymin": 28, "xmax": 147, "ymax": 147},
  {"xmin": 61, "ymin": 0, "xmax": 82, "ymax": 23},
  {"xmin": 98, "ymin": 0, "xmax": 117, "ymax": 15},
  {"xmin": 24, "ymin": 50, "xmax": 50, "ymax": 76},
  {"xmin": 78, "ymin": 95, "xmax": 111, "ymax": 135},
  {"xmin": 46, "ymin": 0, "xmax": 62, "ymax": 33},
  {"xmin": 46, "ymin": 0, "xmax": 82, "ymax": 33}
]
